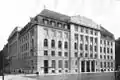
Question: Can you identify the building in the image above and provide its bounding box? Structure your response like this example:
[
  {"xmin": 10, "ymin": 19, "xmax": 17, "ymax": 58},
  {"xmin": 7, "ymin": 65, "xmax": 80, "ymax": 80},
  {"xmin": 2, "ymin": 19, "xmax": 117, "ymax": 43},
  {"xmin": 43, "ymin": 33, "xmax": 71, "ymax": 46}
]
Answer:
[{"xmin": 8, "ymin": 9, "xmax": 115, "ymax": 76}]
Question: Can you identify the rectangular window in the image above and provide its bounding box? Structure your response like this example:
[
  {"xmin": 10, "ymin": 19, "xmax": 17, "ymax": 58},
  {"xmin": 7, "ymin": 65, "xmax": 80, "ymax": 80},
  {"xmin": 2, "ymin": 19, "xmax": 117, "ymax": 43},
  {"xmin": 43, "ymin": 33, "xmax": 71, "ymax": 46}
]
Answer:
[
  {"xmin": 90, "ymin": 29, "xmax": 93, "ymax": 35},
  {"xmin": 64, "ymin": 52, "xmax": 68, "ymax": 57},
  {"xmin": 51, "ymin": 51, "xmax": 55, "ymax": 56},
  {"xmin": 74, "ymin": 34, "xmax": 78, "ymax": 40},
  {"xmin": 85, "ymin": 44, "xmax": 88, "ymax": 51},
  {"xmin": 100, "ymin": 47, "xmax": 102, "ymax": 53},
  {"xmin": 85, "ymin": 28, "xmax": 88, "ymax": 34},
  {"xmin": 58, "ymin": 51, "xmax": 62, "ymax": 56},
  {"xmin": 65, "ymin": 60, "xmax": 69, "ymax": 68},
  {"xmin": 74, "ymin": 52, "xmax": 78, "ymax": 57},
  {"xmin": 75, "ymin": 25, "xmax": 78, "ymax": 31},
  {"xmin": 80, "ymin": 27, "xmax": 84, "ymax": 33},
  {"xmin": 85, "ymin": 36, "xmax": 88, "ymax": 42},
  {"xmin": 80, "ymin": 44, "xmax": 83, "ymax": 50},
  {"xmin": 52, "ymin": 60, "xmax": 56, "ymax": 68},
  {"xmin": 80, "ymin": 35, "xmax": 84, "ymax": 41},
  {"xmin": 94, "ymin": 46, "xmax": 97, "ymax": 52},
  {"xmin": 95, "ymin": 38, "xmax": 97, "ymax": 44},
  {"xmin": 44, "ymin": 50, "xmax": 48, "ymax": 56},
  {"xmin": 58, "ymin": 60, "xmax": 63, "ymax": 68}
]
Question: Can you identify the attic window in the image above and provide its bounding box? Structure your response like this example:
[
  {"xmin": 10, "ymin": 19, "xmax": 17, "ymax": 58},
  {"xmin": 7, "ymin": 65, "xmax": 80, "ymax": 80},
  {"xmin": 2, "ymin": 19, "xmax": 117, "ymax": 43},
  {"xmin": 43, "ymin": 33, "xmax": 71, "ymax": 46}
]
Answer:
[
  {"xmin": 50, "ymin": 21, "xmax": 55, "ymax": 26},
  {"xmin": 57, "ymin": 22, "xmax": 62, "ymax": 28},
  {"xmin": 43, "ymin": 19, "xmax": 49, "ymax": 25}
]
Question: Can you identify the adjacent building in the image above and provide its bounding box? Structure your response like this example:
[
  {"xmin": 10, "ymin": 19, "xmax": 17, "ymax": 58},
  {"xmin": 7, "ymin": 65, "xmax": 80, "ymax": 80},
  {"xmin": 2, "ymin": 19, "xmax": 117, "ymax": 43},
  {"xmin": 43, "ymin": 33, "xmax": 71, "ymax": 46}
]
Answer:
[{"xmin": 7, "ymin": 9, "xmax": 115, "ymax": 75}]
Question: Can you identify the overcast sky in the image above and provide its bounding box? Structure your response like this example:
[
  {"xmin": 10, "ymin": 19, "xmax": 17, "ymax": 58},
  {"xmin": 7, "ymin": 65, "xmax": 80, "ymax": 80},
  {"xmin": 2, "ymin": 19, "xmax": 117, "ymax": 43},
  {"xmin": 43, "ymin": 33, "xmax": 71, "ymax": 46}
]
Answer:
[{"xmin": 0, "ymin": 0, "xmax": 120, "ymax": 50}]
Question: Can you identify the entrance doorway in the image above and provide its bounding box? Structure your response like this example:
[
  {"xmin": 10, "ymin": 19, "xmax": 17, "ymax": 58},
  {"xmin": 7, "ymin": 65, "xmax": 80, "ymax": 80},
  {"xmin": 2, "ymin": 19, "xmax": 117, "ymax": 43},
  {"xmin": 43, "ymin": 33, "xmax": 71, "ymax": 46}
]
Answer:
[{"xmin": 44, "ymin": 60, "xmax": 48, "ymax": 73}]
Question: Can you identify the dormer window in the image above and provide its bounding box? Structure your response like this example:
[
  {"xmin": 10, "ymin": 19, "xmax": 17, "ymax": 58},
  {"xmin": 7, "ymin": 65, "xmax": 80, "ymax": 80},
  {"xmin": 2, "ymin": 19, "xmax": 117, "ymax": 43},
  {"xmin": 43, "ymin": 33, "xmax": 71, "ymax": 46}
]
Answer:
[
  {"xmin": 50, "ymin": 21, "xmax": 55, "ymax": 26},
  {"xmin": 57, "ymin": 22, "xmax": 62, "ymax": 28},
  {"xmin": 43, "ymin": 19, "xmax": 49, "ymax": 25},
  {"xmin": 64, "ymin": 24, "xmax": 68, "ymax": 29}
]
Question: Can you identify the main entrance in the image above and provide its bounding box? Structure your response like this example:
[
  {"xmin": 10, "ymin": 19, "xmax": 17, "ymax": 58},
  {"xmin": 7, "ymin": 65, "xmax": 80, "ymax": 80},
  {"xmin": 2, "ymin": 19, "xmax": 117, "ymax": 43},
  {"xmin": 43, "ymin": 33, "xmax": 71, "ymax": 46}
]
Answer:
[{"xmin": 44, "ymin": 60, "xmax": 48, "ymax": 73}]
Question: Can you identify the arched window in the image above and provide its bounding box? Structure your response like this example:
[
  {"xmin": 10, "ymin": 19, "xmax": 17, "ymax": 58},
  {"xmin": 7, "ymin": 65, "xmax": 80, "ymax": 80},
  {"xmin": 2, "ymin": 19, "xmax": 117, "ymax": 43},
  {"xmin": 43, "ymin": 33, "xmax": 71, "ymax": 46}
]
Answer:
[
  {"xmin": 64, "ymin": 41, "xmax": 68, "ymax": 49},
  {"xmin": 44, "ymin": 39, "xmax": 48, "ymax": 47},
  {"xmin": 58, "ymin": 41, "xmax": 62, "ymax": 49},
  {"xmin": 51, "ymin": 39, "xmax": 55, "ymax": 48}
]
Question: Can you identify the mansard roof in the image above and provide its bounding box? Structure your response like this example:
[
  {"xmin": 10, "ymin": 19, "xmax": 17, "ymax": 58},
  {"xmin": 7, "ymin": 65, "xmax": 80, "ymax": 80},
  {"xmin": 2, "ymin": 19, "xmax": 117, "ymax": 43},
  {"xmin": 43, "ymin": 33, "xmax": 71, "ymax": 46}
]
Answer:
[
  {"xmin": 100, "ymin": 26, "xmax": 115, "ymax": 40},
  {"xmin": 39, "ymin": 9, "xmax": 70, "ymax": 22}
]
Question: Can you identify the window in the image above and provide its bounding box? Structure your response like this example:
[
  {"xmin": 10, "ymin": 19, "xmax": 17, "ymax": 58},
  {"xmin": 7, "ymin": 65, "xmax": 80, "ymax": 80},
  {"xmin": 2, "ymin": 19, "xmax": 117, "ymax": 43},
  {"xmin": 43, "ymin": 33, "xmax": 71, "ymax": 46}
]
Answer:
[
  {"xmin": 74, "ymin": 52, "xmax": 78, "ymax": 57},
  {"xmin": 51, "ymin": 51, "xmax": 55, "ymax": 56},
  {"xmin": 104, "ymin": 47, "xmax": 106, "ymax": 53},
  {"xmin": 100, "ymin": 55, "xmax": 102, "ymax": 59},
  {"xmin": 104, "ymin": 62, "xmax": 106, "ymax": 68},
  {"xmin": 50, "ymin": 21, "xmax": 55, "ymax": 26},
  {"xmin": 43, "ymin": 19, "xmax": 49, "ymax": 25},
  {"xmin": 74, "ymin": 34, "xmax": 78, "ymax": 40},
  {"xmin": 85, "ymin": 44, "xmax": 88, "ymax": 51},
  {"xmin": 65, "ymin": 60, "xmax": 68, "ymax": 68},
  {"xmin": 100, "ymin": 40, "xmax": 102, "ymax": 44},
  {"xmin": 111, "ymin": 48, "xmax": 113, "ymax": 54},
  {"xmin": 104, "ymin": 55, "xmax": 106, "ymax": 59},
  {"xmin": 51, "ymin": 30, "xmax": 56, "ymax": 37},
  {"xmin": 90, "ymin": 54, "xmax": 93, "ymax": 58},
  {"xmin": 107, "ymin": 48, "xmax": 109, "ymax": 53},
  {"xmin": 64, "ymin": 41, "xmax": 68, "ymax": 49},
  {"xmin": 111, "ymin": 42, "xmax": 113, "ymax": 46},
  {"xmin": 111, "ymin": 56, "xmax": 113, "ymax": 59},
  {"xmin": 90, "ymin": 37, "xmax": 93, "ymax": 43},
  {"xmin": 107, "ymin": 41, "xmax": 109, "ymax": 46},
  {"xmin": 44, "ymin": 39, "xmax": 48, "ymax": 47},
  {"xmin": 80, "ymin": 44, "xmax": 83, "ymax": 50},
  {"xmin": 80, "ymin": 27, "xmax": 84, "ymax": 33},
  {"xmin": 44, "ymin": 50, "xmax": 48, "ymax": 56},
  {"xmin": 85, "ymin": 28, "xmax": 88, "ymax": 34},
  {"xmin": 52, "ymin": 60, "xmax": 56, "ymax": 68},
  {"xmin": 104, "ymin": 40, "xmax": 106, "ymax": 45},
  {"xmin": 94, "ymin": 54, "xmax": 97, "ymax": 58},
  {"xmin": 57, "ymin": 22, "xmax": 62, "ymax": 28},
  {"xmin": 95, "ymin": 31, "xmax": 98, "ymax": 36},
  {"xmin": 75, "ymin": 25, "xmax": 78, "ymax": 31},
  {"xmin": 90, "ymin": 45, "xmax": 93, "ymax": 52},
  {"xmin": 58, "ymin": 60, "xmax": 63, "ymax": 68},
  {"xmin": 95, "ymin": 38, "xmax": 97, "ymax": 44},
  {"xmin": 85, "ymin": 53, "xmax": 88, "ymax": 57},
  {"xmin": 80, "ymin": 35, "xmax": 83, "ymax": 41},
  {"xmin": 100, "ymin": 47, "xmax": 102, "ymax": 53},
  {"xmin": 74, "ymin": 43, "xmax": 77, "ymax": 49},
  {"xmin": 51, "ymin": 39, "xmax": 55, "ymax": 48},
  {"xmin": 111, "ymin": 62, "xmax": 113, "ymax": 68},
  {"xmin": 64, "ymin": 52, "xmax": 68, "ymax": 57},
  {"xmin": 44, "ymin": 28, "xmax": 48, "ymax": 36},
  {"xmin": 58, "ymin": 41, "xmax": 62, "ymax": 49},
  {"xmin": 85, "ymin": 36, "xmax": 88, "ymax": 42},
  {"xmin": 80, "ymin": 53, "xmax": 83, "ymax": 57},
  {"xmin": 100, "ymin": 62, "xmax": 103, "ymax": 68},
  {"xmin": 64, "ymin": 32, "xmax": 68, "ymax": 39},
  {"xmin": 58, "ymin": 51, "xmax": 62, "ymax": 56},
  {"xmin": 58, "ymin": 31, "xmax": 62, "ymax": 38},
  {"xmin": 94, "ymin": 46, "xmax": 97, "ymax": 52},
  {"xmin": 90, "ymin": 29, "xmax": 93, "ymax": 35},
  {"xmin": 107, "ymin": 55, "xmax": 109, "ymax": 59}
]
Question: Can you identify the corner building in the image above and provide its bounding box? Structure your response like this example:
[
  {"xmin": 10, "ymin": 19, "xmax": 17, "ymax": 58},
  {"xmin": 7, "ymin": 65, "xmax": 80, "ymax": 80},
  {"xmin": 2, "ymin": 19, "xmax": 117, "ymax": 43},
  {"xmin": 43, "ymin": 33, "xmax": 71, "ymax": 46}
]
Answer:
[{"xmin": 8, "ymin": 9, "xmax": 115, "ymax": 78}]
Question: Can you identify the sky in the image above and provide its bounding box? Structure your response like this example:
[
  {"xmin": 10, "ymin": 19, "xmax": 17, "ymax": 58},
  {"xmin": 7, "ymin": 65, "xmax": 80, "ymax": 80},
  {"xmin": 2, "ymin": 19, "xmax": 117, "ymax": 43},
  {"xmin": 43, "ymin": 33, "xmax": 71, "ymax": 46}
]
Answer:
[{"xmin": 0, "ymin": 0, "xmax": 120, "ymax": 50}]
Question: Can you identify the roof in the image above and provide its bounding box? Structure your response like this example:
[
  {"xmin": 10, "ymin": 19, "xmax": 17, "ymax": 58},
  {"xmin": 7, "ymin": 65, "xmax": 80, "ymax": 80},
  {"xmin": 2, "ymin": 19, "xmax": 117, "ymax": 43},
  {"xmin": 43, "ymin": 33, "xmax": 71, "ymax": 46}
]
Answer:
[
  {"xmin": 39, "ymin": 9, "xmax": 70, "ymax": 22},
  {"xmin": 100, "ymin": 26, "xmax": 115, "ymax": 40}
]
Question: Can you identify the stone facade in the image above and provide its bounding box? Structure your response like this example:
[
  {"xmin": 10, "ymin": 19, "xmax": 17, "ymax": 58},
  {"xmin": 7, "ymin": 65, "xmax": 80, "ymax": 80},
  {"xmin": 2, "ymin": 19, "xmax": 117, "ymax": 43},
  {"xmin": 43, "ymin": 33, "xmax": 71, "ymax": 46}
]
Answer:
[{"xmin": 7, "ymin": 9, "xmax": 115, "ymax": 75}]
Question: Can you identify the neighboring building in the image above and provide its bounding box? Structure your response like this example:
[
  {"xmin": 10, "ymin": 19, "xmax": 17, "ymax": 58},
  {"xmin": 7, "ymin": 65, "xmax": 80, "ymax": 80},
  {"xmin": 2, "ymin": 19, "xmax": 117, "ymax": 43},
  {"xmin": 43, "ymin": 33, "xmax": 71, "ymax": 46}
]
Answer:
[
  {"xmin": 99, "ymin": 27, "xmax": 115, "ymax": 72},
  {"xmin": 115, "ymin": 38, "xmax": 120, "ymax": 70},
  {"xmin": 7, "ymin": 9, "xmax": 115, "ymax": 75}
]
